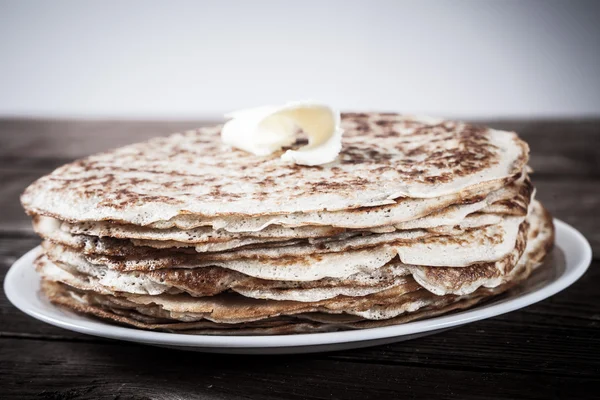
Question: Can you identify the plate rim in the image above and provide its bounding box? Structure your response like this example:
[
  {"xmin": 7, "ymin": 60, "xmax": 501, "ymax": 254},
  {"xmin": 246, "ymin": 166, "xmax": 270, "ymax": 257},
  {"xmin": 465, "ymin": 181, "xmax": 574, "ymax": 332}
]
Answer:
[{"xmin": 4, "ymin": 219, "xmax": 592, "ymax": 349}]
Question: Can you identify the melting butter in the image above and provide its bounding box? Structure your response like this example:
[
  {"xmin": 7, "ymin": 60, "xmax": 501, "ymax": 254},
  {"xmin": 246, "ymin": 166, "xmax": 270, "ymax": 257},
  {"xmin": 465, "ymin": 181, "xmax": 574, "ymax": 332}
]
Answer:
[{"xmin": 221, "ymin": 101, "xmax": 343, "ymax": 166}]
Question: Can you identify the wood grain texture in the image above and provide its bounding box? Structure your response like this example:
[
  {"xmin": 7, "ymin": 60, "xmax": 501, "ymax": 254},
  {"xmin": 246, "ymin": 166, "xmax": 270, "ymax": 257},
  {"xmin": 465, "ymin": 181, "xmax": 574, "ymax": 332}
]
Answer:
[
  {"xmin": 1, "ymin": 337, "xmax": 599, "ymax": 400},
  {"xmin": 0, "ymin": 118, "xmax": 598, "ymax": 176},
  {"xmin": 489, "ymin": 119, "xmax": 600, "ymax": 178},
  {"xmin": 0, "ymin": 119, "xmax": 599, "ymax": 399}
]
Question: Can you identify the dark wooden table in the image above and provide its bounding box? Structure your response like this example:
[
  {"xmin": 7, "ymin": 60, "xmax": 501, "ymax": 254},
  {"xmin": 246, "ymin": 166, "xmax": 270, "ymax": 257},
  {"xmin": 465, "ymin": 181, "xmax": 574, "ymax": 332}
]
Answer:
[{"xmin": 1, "ymin": 119, "xmax": 599, "ymax": 400}]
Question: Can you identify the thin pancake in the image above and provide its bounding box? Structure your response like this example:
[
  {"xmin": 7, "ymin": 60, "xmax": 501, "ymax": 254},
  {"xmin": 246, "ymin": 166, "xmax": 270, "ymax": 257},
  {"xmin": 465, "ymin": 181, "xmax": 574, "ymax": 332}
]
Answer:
[
  {"xmin": 38, "ymin": 201, "xmax": 553, "ymax": 333},
  {"xmin": 21, "ymin": 114, "xmax": 529, "ymax": 227},
  {"xmin": 38, "ymin": 256, "xmax": 413, "ymax": 301},
  {"xmin": 37, "ymin": 212, "xmax": 530, "ymax": 301},
  {"xmin": 38, "ymin": 202, "xmax": 552, "ymax": 325},
  {"xmin": 38, "ymin": 201, "xmax": 547, "ymax": 305},
  {"xmin": 31, "ymin": 173, "xmax": 531, "ymax": 254},
  {"xmin": 42, "ymin": 212, "xmax": 527, "ymax": 287},
  {"xmin": 39, "ymin": 244, "xmax": 544, "ymax": 334},
  {"xmin": 37, "ymin": 279, "xmax": 485, "ymax": 334},
  {"xmin": 54, "ymin": 174, "xmax": 531, "ymax": 237}
]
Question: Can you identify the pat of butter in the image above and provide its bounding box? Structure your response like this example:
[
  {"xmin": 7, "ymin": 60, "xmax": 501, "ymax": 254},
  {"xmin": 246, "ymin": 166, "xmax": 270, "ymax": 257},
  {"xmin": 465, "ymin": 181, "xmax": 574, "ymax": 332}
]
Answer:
[{"xmin": 221, "ymin": 101, "xmax": 343, "ymax": 166}]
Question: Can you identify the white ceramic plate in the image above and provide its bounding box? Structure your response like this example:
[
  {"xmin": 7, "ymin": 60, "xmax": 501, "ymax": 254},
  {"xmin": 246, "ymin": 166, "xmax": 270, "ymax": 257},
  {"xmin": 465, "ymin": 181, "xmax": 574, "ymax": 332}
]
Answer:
[{"xmin": 4, "ymin": 219, "xmax": 591, "ymax": 354}]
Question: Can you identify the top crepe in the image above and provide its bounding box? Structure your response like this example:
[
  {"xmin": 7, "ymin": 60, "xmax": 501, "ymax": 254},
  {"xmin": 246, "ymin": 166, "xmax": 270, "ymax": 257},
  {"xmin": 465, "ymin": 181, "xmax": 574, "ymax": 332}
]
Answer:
[{"xmin": 21, "ymin": 113, "xmax": 529, "ymax": 226}]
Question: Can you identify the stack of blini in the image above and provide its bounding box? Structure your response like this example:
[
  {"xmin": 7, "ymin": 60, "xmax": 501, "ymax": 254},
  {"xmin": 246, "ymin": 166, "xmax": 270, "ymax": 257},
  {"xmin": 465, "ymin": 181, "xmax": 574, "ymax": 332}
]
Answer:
[{"xmin": 21, "ymin": 113, "xmax": 554, "ymax": 335}]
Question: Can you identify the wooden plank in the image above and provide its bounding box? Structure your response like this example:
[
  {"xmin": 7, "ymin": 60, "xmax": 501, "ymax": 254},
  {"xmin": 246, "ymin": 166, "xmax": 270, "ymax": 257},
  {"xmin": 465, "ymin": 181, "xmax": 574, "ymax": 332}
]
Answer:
[
  {"xmin": 0, "ymin": 235, "xmax": 85, "ymax": 340},
  {"xmin": 0, "ymin": 119, "xmax": 599, "ymax": 177},
  {"xmin": 486, "ymin": 119, "xmax": 600, "ymax": 178},
  {"xmin": 0, "ymin": 170, "xmax": 44, "ymax": 232},
  {"xmin": 2, "ymin": 232, "xmax": 599, "ymax": 375},
  {"xmin": 533, "ymin": 180, "xmax": 600, "ymax": 255},
  {"xmin": 1, "ymin": 338, "xmax": 599, "ymax": 400},
  {"xmin": 330, "ymin": 309, "xmax": 600, "ymax": 378},
  {"xmin": 0, "ymin": 119, "xmax": 598, "ymax": 399},
  {"xmin": 0, "ymin": 119, "xmax": 211, "ymax": 163}
]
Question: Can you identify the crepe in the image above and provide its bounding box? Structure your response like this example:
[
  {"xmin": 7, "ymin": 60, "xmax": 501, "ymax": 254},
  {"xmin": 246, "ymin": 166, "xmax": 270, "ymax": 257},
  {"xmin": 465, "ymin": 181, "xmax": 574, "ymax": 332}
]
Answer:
[
  {"xmin": 41, "ymin": 211, "xmax": 526, "ymax": 283},
  {"xmin": 21, "ymin": 114, "xmax": 529, "ymax": 227},
  {"xmin": 21, "ymin": 113, "xmax": 555, "ymax": 336},
  {"xmin": 37, "ymin": 205, "xmax": 537, "ymax": 301},
  {"xmin": 39, "ymin": 202, "xmax": 552, "ymax": 332},
  {"xmin": 32, "ymin": 173, "xmax": 532, "ymax": 253},
  {"xmin": 38, "ymin": 201, "xmax": 552, "ymax": 318}
]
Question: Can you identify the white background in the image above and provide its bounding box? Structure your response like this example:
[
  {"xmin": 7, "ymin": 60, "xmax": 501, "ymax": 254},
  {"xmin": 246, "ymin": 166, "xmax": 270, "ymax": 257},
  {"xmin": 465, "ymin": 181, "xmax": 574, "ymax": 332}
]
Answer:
[{"xmin": 1, "ymin": 0, "xmax": 599, "ymax": 119}]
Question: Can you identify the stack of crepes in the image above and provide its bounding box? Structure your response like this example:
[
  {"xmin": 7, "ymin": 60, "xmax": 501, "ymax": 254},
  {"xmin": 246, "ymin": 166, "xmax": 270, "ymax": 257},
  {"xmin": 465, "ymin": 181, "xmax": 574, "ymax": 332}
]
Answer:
[{"xmin": 21, "ymin": 113, "xmax": 554, "ymax": 335}]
